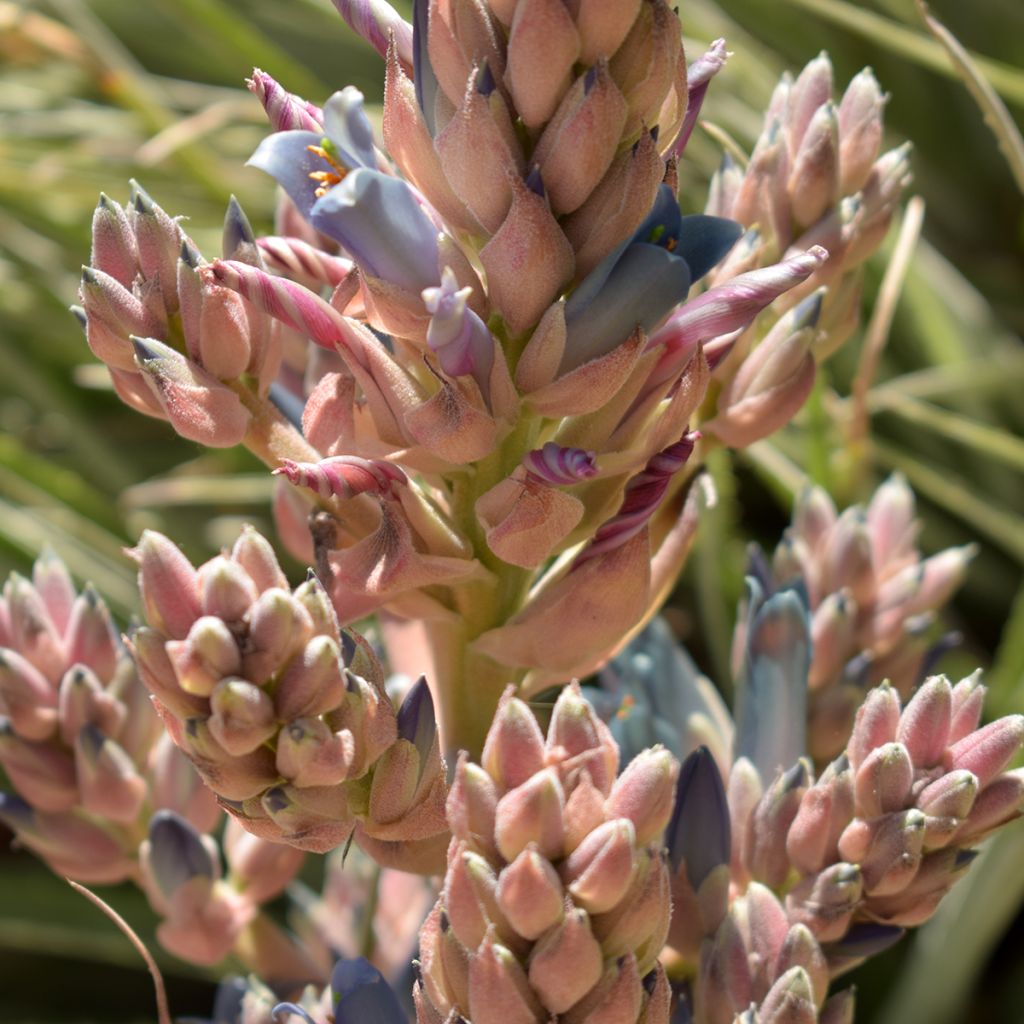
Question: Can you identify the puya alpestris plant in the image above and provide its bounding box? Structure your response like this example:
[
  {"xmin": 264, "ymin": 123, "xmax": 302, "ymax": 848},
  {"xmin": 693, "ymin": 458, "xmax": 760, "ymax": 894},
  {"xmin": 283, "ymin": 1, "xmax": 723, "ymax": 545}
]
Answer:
[{"xmin": 4, "ymin": 0, "xmax": 1016, "ymax": 1021}]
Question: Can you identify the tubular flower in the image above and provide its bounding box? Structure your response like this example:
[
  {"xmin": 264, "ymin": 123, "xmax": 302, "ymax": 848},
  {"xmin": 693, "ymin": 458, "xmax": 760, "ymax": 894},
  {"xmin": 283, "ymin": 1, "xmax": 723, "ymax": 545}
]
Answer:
[
  {"xmin": 128, "ymin": 525, "xmax": 448, "ymax": 868},
  {"xmin": 417, "ymin": 684, "xmax": 677, "ymax": 1024},
  {"xmin": 0, "ymin": 550, "xmax": 217, "ymax": 884}
]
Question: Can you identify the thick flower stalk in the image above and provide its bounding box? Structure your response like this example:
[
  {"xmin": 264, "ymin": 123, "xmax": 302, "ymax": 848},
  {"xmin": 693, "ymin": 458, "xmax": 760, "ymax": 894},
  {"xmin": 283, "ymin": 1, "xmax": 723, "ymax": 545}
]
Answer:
[
  {"xmin": 417, "ymin": 684, "xmax": 677, "ymax": 1024},
  {"xmin": 0, "ymin": 551, "xmax": 217, "ymax": 883},
  {"xmin": 765, "ymin": 474, "xmax": 973, "ymax": 761},
  {"xmin": 128, "ymin": 525, "xmax": 448, "ymax": 866}
]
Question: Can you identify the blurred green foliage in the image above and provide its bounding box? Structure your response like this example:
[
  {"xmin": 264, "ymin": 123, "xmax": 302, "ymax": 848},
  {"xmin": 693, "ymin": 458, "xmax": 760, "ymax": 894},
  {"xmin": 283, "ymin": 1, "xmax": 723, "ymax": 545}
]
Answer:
[{"xmin": 0, "ymin": 0, "xmax": 1021, "ymax": 1020}]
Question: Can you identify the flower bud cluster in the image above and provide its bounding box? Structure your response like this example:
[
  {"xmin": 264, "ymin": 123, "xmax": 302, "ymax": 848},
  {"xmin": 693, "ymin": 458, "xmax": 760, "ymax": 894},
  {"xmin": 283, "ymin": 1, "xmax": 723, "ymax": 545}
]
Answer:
[
  {"xmin": 770, "ymin": 475, "xmax": 973, "ymax": 760},
  {"xmin": 76, "ymin": 184, "xmax": 283, "ymax": 448},
  {"xmin": 0, "ymin": 550, "xmax": 217, "ymax": 883},
  {"xmin": 732, "ymin": 676, "xmax": 1023, "ymax": 970},
  {"xmin": 129, "ymin": 525, "xmax": 448, "ymax": 864},
  {"xmin": 417, "ymin": 684, "xmax": 678, "ymax": 1024},
  {"xmin": 706, "ymin": 55, "xmax": 908, "ymax": 355},
  {"xmin": 696, "ymin": 880, "xmax": 852, "ymax": 1024}
]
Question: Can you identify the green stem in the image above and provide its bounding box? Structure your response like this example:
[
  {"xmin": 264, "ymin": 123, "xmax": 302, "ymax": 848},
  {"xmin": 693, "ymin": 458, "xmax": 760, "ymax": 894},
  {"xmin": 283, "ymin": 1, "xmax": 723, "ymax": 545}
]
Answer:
[
  {"xmin": 428, "ymin": 409, "xmax": 545, "ymax": 760},
  {"xmin": 233, "ymin": 384, "xmax": 321, "ymax": 469}
]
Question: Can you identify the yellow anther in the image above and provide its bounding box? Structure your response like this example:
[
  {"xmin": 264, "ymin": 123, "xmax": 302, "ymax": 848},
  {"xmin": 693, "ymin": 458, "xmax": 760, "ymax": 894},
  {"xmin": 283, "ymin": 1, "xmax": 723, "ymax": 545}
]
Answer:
[{"xmin": 306, "ymin": 144, "xmax": 349, "ymax": 196}]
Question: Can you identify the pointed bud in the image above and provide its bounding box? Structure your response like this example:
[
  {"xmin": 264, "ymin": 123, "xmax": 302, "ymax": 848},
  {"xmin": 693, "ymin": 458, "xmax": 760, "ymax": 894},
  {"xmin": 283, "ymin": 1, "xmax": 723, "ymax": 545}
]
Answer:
[
  {"xmin": 75, "ymin": 724, "xmax": 147, "ymax": 823},
  {"xmin": 435, "ymin": 65, "xmax": 523, "ymax": 233},
  {"xmin": 482, "ymin": 690, "xmax": 547, "ymax": 791},
  {"xmin": 838, "ymin": 68, "xmax": 885, "ymax": 194},
  {"xmin": 547, "ymin": 682, "xmax": 619, "ymax": 793},
  {"xmin": 758, "ymin": 967, "xmax": 818, "ymax": 1024},
  {"xmin": 144, "ymin": 809, "xmax": 216, "ymax": 902},
  {"xmin": 562, "ymin": 817, "xmax": 637, "ymax": 913},
  {"xmin": 786, "ymin": 863, "xmax": 863, "ymax": 942},
  {"xmin": 533, "ymin": 62, "xmax": 628, "ymax": 216},
  {"xmin": 5, "ymin": 573, "xmax": 66, "ymax": 682},
  {"xmin": 127, "ymin": 531, "xmax": 202, "ymax": 640},
  {"xmin": 208, "ymin": 679, "xmax": 278, "ymax": 756},
  {"xmin": 608, "ymin": 0, "xmax": 682, "ymax": 133},
  {"xmin": 276, "ymin": 716, "xmax": 355, "ymax": 788},
  {"xmin": 606, "ymin": 745, "xmax": 679, "ymax": 843},
  {"xmin": 847, "ymin": 684, "xmax": 901, "ymax": 770},
  {"xmin": 130, "ymin": 182, "xmax": 184, "ymax": 312},
  {"xmin": 786, "ymin": 756, "xmax": 855, "ymax": 875},
  {"xmin": 808, "ymin": 591, "xmax": 858, "ymax": 691},
  {"xmin": 468, "ymin": 928, "xmax": 545, "ymax": 1024},
  {"xmin": 944, "ymin": 715, "xmax": 1024, "ymax": 789},
  {"xmin": 495, "ymin": 767, "xmax": 565, "ymax": 862},
  {"xmin": 448, "ymin": 752, "xmax": 499, "ymax": 857},
  {"xmin": 564, "ymin": 128, "xmax": 665, "ymax": 279},
  {"xmin": 897, "ymin": 676, "xmax": 952, "ymax": 768},
  {"xmin": 480, "ymin": 173, "xmax": 575, "ymax": 335},
  {"xmin": 709, "ymin": 292, "xmax": 821, "ymax": 448},
  {"xmin": 274, "ymin": 634, "xmax": 346, "ymax": 720},
  {"xmin": 841, "ymin": 809, "xmax": 926, "ymax": 896},
  {"xmin": 0, "ymin": 650, "xmax": 58, "ymax": 741},
  {"xmin": 955, "ymin": 768, "xmax": 1024, "ymax": 843},
  {"xmin": 787, "ymin": 102, "xmax": 840, "ymax": 227},
  {"xmin": 854, "ymin": 742, "xmax": 913, "ymax": 818},
  {"xmin": 504, "ymin": 0, "xmax": 580, "ymax": 129},
  {"xmin": 0, "ymin": 718, "xmax": 78, "ymax": 812},
  {"xmin": 667, "ymin": 746, "xmax": 731, "ymax": 885},
  {"xmin": 260, "ymin": 783, "xmax": 356, "ymax": 853},
  {"xmin": 495, "ymin": 845, "xmax": 564, "ymax": 939},
  {"xmin": 166, "ymin": 615, "xmax": 241, "ymax": 697},
  {"xmin": 90, "ymin": 193, "xmax": 138, "ymax": 287},
  {"xmin": 64, "ymin": 586, "xmax": 119, "ymax": 681},
  {"xmin": 528, "ymin": 907, "xmax": 604, "ymax": 1013},
  {"xmin": 131, "ymin": 337, "xmax": 252, "ymax": 446}
]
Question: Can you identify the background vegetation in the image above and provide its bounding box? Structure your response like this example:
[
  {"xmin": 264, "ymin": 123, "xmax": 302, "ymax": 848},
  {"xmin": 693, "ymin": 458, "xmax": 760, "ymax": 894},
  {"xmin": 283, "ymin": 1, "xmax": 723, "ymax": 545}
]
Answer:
[{"xmin": 0, "ymin": 0, "xmax": 1021, "ymax": 1019}]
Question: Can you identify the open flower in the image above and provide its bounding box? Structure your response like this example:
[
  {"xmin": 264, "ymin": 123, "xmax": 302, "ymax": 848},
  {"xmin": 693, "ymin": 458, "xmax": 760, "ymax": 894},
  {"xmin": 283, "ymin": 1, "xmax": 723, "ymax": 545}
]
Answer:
[{"xmin": 560, "ymin": 185, "xmax": 743, "ymax": 371}]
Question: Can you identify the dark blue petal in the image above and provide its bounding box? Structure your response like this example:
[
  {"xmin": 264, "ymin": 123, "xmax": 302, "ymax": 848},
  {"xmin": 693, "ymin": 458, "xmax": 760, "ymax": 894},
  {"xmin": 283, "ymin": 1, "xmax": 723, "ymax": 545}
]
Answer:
[
  {"xmin": 147, "ymin": 809, "xmax": 216, "ymax": 899},
  {"xmin": 323, "ymin": 88, "xmax": 378, "ymax": 170},
  {"xmin": 675, "ymin": 215, "xmax": 743, "ymax": 281},
  {"xmin": 633, "ymin": 183, "xmax": 684, "ymax": 244},
  {"xmin": 563, "ymin": 242, "xmax": 691, "ymax": 371},
  {"xmin": 222, "ymin": 195, "xmax": 259, "ymax": 263},
  {"xmin": 247, "ymin": 130, "xmax": 326, "ymax": 220},
  {"xmin": 210, "ymin": 977, "xmax": 248, "ymax": 1024},
  {"xmin": 0, "ymin": 789, "xmax": 33, "ymax": 829},
  {"xmin": 269, "ymin": 381, "xmax": 306, "ymax": 429},
  {"xmin": 732, "ymin": 579, "xmax": 810, "ymax": 779},
  {"xmin": 331, "ymin": 958, "xmax": 407, "ymax": 1024},
  {"xmin": 666, "ymin": 746, "xmax": 731, "ymax": 883},
  {"xmin": 310, "ymin": 169, "xmax": 439, "ymax": 291},
  {"xmin": 397, "ymin": 675, "xmax": 437, "ymax": 770},
  {"xmin": 412, "ymin": 0, "xmax": 438, "ymax": 137}
]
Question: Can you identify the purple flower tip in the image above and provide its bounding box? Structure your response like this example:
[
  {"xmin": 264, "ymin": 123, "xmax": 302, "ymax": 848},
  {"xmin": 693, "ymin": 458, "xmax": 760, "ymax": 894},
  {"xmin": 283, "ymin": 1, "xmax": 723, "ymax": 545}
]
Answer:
[{"xmin": 397, "ymin": 675, "xmax": 437, "ymax": 765}]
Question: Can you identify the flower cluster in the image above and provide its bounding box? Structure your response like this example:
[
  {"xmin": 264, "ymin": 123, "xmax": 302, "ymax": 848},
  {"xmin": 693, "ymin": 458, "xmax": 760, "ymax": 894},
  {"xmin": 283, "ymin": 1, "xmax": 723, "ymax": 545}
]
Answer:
[
  {"xmin": 418, "ymin": 684, "xmax": 676, "ymax": 1024},
  {"xmin": 763, "ymin": 474, "xmax": 973, "ymax": 761},
  {"xmin": 8, "ymin": 0, "xmax": 1015, "ymax": 1021},
  {"xmin": 129, "ymin": 525, "xmax": 448, "ymax": 866},
  {"xmin": 0, "ymin": 550, "xmax": 216, "ymax": 883}
]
